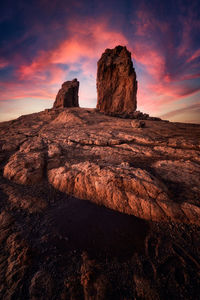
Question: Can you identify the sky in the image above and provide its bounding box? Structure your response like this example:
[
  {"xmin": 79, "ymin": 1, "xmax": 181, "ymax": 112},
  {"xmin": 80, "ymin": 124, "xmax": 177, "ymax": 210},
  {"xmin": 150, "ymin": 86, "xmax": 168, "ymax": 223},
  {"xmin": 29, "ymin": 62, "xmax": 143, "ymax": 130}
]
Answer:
[{"xmin": 0, "ymin": 0, "xmax": 200, "ymax": 123}]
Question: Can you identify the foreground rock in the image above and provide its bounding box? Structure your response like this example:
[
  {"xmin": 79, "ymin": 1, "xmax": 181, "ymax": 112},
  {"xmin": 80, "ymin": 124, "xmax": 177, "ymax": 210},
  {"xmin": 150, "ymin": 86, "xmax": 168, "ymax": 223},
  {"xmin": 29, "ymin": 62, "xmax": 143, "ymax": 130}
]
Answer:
[
  {"xmin": 53, "ymin": 78, "xmax": 79, "ymax": 108},
  {"xmin": 2, "ymin": 107, "xmax": 200, "ymax": 225},
  {"xmin": 0, "ymin": 108, "xmax": 200, "ymax": 299},
  {"xmin": 48, "ymin": 162, "xmax": 170, "ymax": 220},
  {"xmin": 96, "ymin": 46, "xmax": 137, "ymax": 113}
]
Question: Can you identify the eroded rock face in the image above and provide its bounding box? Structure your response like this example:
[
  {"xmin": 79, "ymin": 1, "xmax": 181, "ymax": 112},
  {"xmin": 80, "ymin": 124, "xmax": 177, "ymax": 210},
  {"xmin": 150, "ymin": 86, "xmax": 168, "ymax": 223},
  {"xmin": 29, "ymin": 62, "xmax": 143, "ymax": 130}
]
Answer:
[
  {"xmin": 47, "ymin": 161, "xmax": 200, "ymax": 225},
  {"xmin": 53, "ymin": 78, "xmax": 79, "ymax": 108},
  {"xmin": 3, "ymin": 137, "xmax": 45, "ymax": 185},
  {"xmin": 3, "ymin": 108, "xmax": 200, "ymax": 224},
  {"xmin": 2, "ymin": 108, "xmax": 200, "ymax": 225},
  {"xmin": 0, "ymin": 108, "xmax": 200, "ymax": 299},
  {"xmin": 48, "ymin": 162, "xmax": 171, "ymax": 222},
  {"xmin": 96, "ymin": 45, "xmax": 137, "ymax": 113}
]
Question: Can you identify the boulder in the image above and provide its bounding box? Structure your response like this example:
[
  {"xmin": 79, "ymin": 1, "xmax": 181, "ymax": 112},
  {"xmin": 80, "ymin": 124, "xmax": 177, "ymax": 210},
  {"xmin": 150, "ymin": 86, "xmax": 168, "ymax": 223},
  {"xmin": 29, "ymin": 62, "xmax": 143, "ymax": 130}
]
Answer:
[
  {"xmin": 131, "ymin": 120, "xmax": 146, "ymax": 128},
  {"xmin": 47, "ymin": 162, "xmax": 171, "ymax": 222},
  {"xmin": 3, "ymin": 152, "xmax": 45, "ymax": 185},
  {"xmin": 96, "ymin": 45, "xmax": 137, "ymax": 114},
  {"xmin": 53, "ymin": 78, "xmax": 79, "ymax": 108}
]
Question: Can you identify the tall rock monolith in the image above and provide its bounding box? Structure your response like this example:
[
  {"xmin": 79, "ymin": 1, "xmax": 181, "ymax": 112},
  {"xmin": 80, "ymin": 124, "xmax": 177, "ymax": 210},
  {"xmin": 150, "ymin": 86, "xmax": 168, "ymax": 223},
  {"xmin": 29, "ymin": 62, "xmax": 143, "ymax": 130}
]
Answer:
[
  {"xmin": 96, "ymin": 46, "xmax": 137, "ymax": 114},
  {"xmin": 53, "ymin": 78, "xmax": 79, "ymax": 109}
]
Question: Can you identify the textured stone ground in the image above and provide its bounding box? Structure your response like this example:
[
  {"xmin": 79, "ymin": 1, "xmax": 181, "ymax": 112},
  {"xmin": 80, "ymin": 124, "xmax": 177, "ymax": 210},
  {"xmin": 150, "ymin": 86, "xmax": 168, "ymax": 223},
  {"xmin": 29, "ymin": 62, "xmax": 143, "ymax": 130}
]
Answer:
[{"xmin": 0, "ymin": 107, "xmax": 200, "ymax": 299}]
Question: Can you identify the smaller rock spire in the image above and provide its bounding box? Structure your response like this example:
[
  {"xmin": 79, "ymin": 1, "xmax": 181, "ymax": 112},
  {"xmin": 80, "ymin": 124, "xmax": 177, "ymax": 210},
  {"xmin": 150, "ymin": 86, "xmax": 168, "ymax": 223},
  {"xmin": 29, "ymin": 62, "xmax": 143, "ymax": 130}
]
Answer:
[{"xmin": 53, "ymin": 78, "xmax": 79, "ymax": 109}]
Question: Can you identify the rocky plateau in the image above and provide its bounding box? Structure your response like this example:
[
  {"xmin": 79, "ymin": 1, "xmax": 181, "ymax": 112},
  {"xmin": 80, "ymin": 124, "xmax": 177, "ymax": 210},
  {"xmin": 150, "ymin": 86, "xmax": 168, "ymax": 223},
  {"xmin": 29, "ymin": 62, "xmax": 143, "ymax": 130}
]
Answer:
[{"xmin": 0, "ymin": 107, "xmax": 200, "ymax": 299}]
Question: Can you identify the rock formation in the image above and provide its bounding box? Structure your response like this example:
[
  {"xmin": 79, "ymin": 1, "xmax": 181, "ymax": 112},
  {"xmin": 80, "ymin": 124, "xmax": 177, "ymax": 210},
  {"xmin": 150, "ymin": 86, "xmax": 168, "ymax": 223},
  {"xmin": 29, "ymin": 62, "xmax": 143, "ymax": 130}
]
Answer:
[
  {"xmin": 2, "ymin": 108, "xmax": 200, "ymax": 225},
  {"xmin": 53, "ymin": 78, "xmax": 79, "ymax": 108},
  {"xmin": 96, "ymin": 45, "xmax": 137, "ymax": 114},
  {"xmin": 0, "ymin": 108, "xmax": 200, "ymax": 299}
]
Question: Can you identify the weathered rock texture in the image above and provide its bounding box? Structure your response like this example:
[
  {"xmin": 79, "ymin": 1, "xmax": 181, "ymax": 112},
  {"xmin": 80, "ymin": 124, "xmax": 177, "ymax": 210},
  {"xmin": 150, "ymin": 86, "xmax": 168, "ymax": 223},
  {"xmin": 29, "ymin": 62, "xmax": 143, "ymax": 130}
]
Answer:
[
  {"xmin": 96, "ymin": 46, "xmax": 137, "ymax": 113},
  {"xmin": 53, "ymin": 78, "xmax": 79, "ymax": 108},
  {"xmin": 2, "ymin": 108, "xmax": 200, "ymax": 225},
  {"xmin": 0, "ymin": 108, "xmax": 200, "ymax": 299}
]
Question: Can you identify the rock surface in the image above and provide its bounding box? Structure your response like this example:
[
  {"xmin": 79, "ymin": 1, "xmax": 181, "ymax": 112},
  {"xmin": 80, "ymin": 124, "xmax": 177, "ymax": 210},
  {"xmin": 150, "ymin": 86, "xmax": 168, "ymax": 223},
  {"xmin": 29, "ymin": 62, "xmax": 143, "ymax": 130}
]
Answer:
[
  {"xmin": 0, "ymin": 108, "xmax": 200, "ymax": 299},
  {"xmin": 131, "ymin": 120, "xmax": 146, "ymax": 128},
  {"xmin": 96, "ymin": 46, "xmax": 137, "ymax": 113},
  {"xmin": 2, "ymin": 107, "xmax": 200, "ymax": 225},
  {"xmin": 53, "ymin": 78, "xmax": 79, "ymax": 108}
]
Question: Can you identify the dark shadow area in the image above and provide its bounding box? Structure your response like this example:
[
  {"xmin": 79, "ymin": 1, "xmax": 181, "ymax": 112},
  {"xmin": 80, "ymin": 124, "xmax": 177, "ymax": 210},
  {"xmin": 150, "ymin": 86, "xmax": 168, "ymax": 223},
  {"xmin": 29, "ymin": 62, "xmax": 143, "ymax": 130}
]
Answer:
[{"xmin": 48, "ymin": 198, "xmax": 149, "ymax": 259}]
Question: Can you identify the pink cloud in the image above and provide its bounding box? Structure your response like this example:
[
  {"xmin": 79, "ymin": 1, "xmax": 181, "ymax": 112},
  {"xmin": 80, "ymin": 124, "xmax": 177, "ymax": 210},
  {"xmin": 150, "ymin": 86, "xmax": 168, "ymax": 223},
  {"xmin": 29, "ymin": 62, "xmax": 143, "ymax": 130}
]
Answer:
[
  {"xmin": 0, "ymin": 18, "xmax": 127, "ymax": 106},
  {"xmin": 18, "ymin": 19, "xmax": 128, "ymax": 80},
  {"xmin": 187, "ymin": 49, "xmax": 200, "ymax": 63},
  {"xmin": 0, "ymin": 81, "xmax": 55, "ymax": 100},
  {"xmin": 160, "ymin": 103, "xmax": 200, "ymax": 121},
  {"xmin": 128, "ymin": 4, "xmax": 200, "ymax": 116},
  {"xmin": 128, "ymin": 42, "xmax": 172, "ymax": 112},
  {"xmin": 177, "ymin": 6, "xmax": 200, "ymax": 61},
  {"xmin": 133, "ymin": 8, "xmax": 169, "ymax": 38},
  {"xmin": 132, "ymin": 45, "xmax": 165, "ymax": 80},
  {"xmin": 0, "ymin": 59, "xmax": 9, "ymax": 69},
  {"xmin": 181, "ymin": 73, "xmax": 200, "ymax": 81}
]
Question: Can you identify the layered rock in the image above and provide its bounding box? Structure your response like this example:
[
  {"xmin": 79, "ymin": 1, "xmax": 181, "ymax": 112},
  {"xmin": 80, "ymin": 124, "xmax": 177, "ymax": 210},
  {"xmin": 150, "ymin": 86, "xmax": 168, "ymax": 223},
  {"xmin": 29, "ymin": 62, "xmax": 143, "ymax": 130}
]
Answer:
[
  {"xmin": 48, "ymin": 162, "xmax": 170, "ymax": 221},
  {"xmin": 2, "ymin": 108, "xmax": 200, "ymax": 225},
  {"xmin": 96, "ymin": 45, "xmax": 137, "ymax": 114},
  {"xmin": 1, "ymin": 108, "xmax": 200, "ymax": 300},
  {"xmin": 53, "ymin": 78, "xmax": 79, "ymax": 108}
]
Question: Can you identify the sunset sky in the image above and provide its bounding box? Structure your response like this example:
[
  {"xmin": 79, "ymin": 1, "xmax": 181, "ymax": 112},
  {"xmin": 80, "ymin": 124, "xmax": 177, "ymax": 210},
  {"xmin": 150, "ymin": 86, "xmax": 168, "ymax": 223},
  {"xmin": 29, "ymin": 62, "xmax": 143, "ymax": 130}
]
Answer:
[{"xmin": 0, "ymin": 0, "xmax": 200, "ymax": 123}]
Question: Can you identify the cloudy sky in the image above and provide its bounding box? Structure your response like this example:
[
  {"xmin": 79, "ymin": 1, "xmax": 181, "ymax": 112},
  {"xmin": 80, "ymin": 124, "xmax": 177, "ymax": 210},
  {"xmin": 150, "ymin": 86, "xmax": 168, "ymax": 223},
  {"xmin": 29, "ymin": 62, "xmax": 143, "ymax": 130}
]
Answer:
[{"xmin": 0, "ymin": 0, "xmax": 200, "ymax": 123}]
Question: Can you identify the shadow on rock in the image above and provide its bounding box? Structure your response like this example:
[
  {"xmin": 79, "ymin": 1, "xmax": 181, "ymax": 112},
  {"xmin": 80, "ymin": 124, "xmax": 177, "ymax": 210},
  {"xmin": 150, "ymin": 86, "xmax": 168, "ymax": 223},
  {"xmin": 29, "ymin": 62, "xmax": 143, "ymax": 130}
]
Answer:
[{"xmin": 48, "ymin": 197, "xmax": 149, "ymax": 260}]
